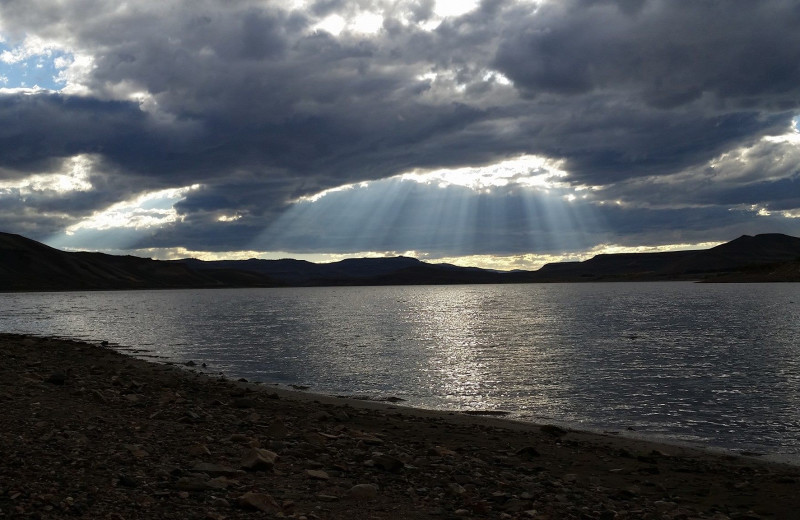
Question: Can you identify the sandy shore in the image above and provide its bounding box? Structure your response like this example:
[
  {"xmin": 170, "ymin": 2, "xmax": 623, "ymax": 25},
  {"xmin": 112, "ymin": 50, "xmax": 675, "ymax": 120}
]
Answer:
[{"xmin": 1, "ymin": 333, "xmax": 799, "ymax": 519}]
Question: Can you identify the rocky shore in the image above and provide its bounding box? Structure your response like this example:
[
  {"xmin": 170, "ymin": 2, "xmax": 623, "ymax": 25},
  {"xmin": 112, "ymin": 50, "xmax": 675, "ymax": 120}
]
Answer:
[{"xmin": 1, "ymin": 333, "xmax": 799, "ymax": 519}]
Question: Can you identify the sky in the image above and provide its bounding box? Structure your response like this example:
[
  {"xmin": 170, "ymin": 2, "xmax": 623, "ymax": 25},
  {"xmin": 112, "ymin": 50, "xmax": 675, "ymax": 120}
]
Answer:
[{"xmin": 1, "ymin": 0, "xmax": 799, "ymax": 270}]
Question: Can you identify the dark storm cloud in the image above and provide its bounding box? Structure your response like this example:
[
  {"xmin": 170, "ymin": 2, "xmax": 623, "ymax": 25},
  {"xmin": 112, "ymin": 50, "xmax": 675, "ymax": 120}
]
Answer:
[
  {"xmin": 0, "ymin": 95, "xmax": 146, "ymax": 174},
  {"xmin": 1, "ymin": 0, "xmax": 799, "ymax": 252},
  {"xmin": 495, "ymin": 0, "xmax": 800, "ymax": 108}
]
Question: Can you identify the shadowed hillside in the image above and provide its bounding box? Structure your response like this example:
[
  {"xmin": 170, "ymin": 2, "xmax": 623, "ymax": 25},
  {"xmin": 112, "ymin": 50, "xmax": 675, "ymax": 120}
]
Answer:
[
  {"xmin": 0, "ymin": 233, "xmax": 277, "ymax": 291},
  {"xmin": 1, "ymin": 231, "xmax": 799, "ymax": 291},
  {"xmin": 535, "ymin": 233, "xmax": 800, "ymax": 282}
]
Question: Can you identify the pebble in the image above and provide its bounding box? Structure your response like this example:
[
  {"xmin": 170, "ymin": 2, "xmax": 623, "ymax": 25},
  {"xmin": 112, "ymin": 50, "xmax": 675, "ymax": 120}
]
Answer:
[
  {"xmin": 238, "ymin": 492, "xmax": 280, "ymax": 513},
  {"xmin": 347, "ymin": 484, "xmax": 379, "ymax": 501},
  {"xmin": 45, "ymin": 372, "xmax": 66, "ymax": 385},
  {"xmin": 305, "ymin": 469, "xmax": 330, "ymax": 480},
  {"xmin": 371, "ymin": 453, "xmax": 404, "ymax": 472},
  {"xmin": 241, "ymin": 448, "xmax": 278, "ymax": 471},
  {"xmin": 190, "ymin": 463, "xmax": 240, "ymax": 476}
]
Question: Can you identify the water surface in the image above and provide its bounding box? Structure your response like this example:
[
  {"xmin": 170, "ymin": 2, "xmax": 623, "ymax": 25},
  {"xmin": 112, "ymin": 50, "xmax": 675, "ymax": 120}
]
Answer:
[{"xmin": 2, "ymin": 283, "xmax": 799, "ymax": 460}]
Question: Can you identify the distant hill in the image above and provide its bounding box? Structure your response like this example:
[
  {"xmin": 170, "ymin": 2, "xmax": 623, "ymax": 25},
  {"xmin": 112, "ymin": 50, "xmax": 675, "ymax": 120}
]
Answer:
[
  {"xmin": 0, "ymin": 232, "xmax": 278, "ymax": 291},
  {"xmin": 534, "ymin": 233, "xmax": 800, "ymax": 282},
  {"xmin": 1, "ymin": 231, "xmax": 799, "ymax": 291}
]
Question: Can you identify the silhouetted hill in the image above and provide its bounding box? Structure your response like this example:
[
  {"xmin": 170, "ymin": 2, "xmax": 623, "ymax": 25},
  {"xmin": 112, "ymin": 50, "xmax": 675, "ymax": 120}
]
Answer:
[
  {"xmin": 1, "ymin": 231, "xmax": 799, "ymax": 291},
  {"xmin": 181, "ymin": 256, "xmax": 425, "ymax": 285},
  {"xmin": 534, "ymin": 233, "xmax": 800, "ymax": 281},
  {"xmin": 0, "ymin": 232, "xmax": 277, "ymax": 291}
]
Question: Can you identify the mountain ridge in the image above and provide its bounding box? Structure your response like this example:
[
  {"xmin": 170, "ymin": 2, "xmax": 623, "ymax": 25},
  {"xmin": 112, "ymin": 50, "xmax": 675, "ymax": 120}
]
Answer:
[{"xmin": 1, "ymin": 231, "xmax": 799, "ymax": 291}]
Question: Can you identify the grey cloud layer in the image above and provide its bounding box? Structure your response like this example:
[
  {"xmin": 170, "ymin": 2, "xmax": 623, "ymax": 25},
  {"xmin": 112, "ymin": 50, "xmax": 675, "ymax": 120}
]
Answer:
[{"xmin": 1, "ymin": 0, "xmax": 799, "ymax": 252}]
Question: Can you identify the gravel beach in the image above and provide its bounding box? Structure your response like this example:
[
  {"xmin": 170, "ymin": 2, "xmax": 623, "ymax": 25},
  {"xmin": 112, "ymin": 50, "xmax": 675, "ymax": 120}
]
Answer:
[{"xmin": 1, "ymin": 333, "xmax": 798, "ymax": 519}]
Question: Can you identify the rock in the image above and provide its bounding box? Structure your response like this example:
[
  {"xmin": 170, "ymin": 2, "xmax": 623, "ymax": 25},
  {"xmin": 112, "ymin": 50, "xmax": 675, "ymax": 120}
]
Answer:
[
  {"xmin": 310, "ymin": 410, "xmax": 333, "ymax": 421},
  {"xmin": 428, "ymin": 446, "xmax": 456, "ymax": 457},
  {"xmin": 305, "ymin": 469, "xmax": 330, "ymax": 480},
  {"xmin": 354, "ymin": 433, "xmax": 384, "ymax": 445},
  {"xmin": 206, "ymin": 476, "xmax": 235, "ymax": 490},
  {"xmin": 187, "ymin": 443, "xmax": 212, "ymax": 456},
  {"xmin": 372, "ymin": 453, "xmax": 404, "ymax": 472},
  {"xmin": 190, "ymin": 462, "xmax": 240, "ymax": 476},
  {"xmin": 502, "ymin": 498, "xmax": 529, "ymax": 513},
  {"xmin": 241, "ymin": 448, "xmax": 278, "ymax": 471},
  {"xmin": 175, "ymin": 476, "xmax": 210, "ymax": 491},
  {"xmin": 231, "ymin": 398, "xmax": 257, "ymax": 409},
  {"xmin": 123, "ymin": 444, "xmax": 149, "ymax": 459},
  {"xmin": 331, "ymin": 409, "xmax": 351, "ymax": 422},
  {"xmin": 184, "ymin": 360, "xmax": 197, "ymax": 367},
  {"xmin": 516, "ymin": 446, "xmax": 541, "ymax": 458},
  {"xmin": 45, "ymin": 372, "xmax": 66, "ymax": 385},
  {"xmin": 447, "ymin": 483, "xmax": 467, "ymax": 496},
  {"xmin": 347, "ymin": 484, "xmax": 379, "ymax": 501},
  {"xmin": 228, "ymin": 433, "xmax": 251, "ymax": 444},
  {"xmin": 238, "ymin": 492, "xmax": 280, "ymax": 513},
  {"xmin": 267, "ymin": 419, "xmax": 288, "ymax": 439},
  {"xmin": 540, "ymin": 425, "xmax": 567, "ymax": 437},
  {"xmin": 117, "ymin": 474, "xmax": 139, "ymax": 488}
]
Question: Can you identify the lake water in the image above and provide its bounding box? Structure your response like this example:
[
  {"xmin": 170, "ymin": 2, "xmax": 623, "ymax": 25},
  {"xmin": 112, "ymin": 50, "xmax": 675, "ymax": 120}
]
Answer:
[{"xmin": 2, "ymin": 283, "xmax": 799, "ymax": 461}]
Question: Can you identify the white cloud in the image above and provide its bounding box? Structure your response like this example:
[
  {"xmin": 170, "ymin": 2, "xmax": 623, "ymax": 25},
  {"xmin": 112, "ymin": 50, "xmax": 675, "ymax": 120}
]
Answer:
[
  {"xmin": 400, "ymin": 154, "xmax": 568, "ymax": 191},
  {"xmin": 292, "ymin": 155, "xmax": 570, "ymax": 204},
  {"xmin": 0, "ymin": 154, "xmax": 96, "ymax": 196},
  {"xmin": 434, "ymin": 0, "xmax": 480, "ymax": 18},
  {"xmin": 0, "ymin": 34, "xmax": 65, "ymax": 64},
  {"xmin": 65, "ymin": 184, "xmax": 201, "ymax": 234}
]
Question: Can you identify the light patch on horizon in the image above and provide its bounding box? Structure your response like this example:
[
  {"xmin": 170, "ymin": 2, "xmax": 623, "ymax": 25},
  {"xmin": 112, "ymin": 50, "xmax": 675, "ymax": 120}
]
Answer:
[
  {"xmin": 583, "ymin": 241, "xmax": 724, "ymax": 257},
  {"xmin": 82, "ymin": 238, "xmax": 730, "ymax": 272},
  {"xmin": 100, "ymin": 247, "xmax": 420, "ymax": 264},
  {"xmin": 431, "ymin": 240, "xmax": 725, "ymax": 270}
]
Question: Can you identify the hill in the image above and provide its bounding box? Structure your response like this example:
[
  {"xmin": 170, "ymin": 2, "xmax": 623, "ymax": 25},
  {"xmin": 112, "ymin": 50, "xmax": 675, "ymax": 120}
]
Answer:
[
  {"xmin": 534, "ymin": 233, "xmax": 800, "ymax": 282},
  {"xmin": 0, "ymin": 232, "xmax": 277, "ymax": 291},
  {"xmin": 1, "ymin": 231, "xmax": 799, "ymax": 291}
]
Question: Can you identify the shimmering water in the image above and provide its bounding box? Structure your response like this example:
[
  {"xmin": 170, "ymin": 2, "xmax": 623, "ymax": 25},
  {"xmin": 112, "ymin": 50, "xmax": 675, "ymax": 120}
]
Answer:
[{"xmin": 2, "ymin": 283, "xmax": 799, "ymax": 459}]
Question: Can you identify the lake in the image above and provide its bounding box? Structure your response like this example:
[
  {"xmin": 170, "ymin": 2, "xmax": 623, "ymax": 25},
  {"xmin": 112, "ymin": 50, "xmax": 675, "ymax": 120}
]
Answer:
[{"xmin": 2, "ymin": 282, "xmax": 799, "ymax": 461}]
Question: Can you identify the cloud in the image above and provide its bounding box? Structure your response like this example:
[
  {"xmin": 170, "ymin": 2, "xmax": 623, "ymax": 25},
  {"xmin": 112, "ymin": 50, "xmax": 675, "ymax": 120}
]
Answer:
[{"xmin": 0, "ymin": 0, "xmax": 798, "ymax": 258}]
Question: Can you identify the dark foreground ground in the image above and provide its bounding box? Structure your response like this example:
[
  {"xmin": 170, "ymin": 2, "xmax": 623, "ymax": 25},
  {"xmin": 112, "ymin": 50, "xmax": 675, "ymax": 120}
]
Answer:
[{"xmin": 2, "ymin": 333, "xmax": 799, "ymax": 519}]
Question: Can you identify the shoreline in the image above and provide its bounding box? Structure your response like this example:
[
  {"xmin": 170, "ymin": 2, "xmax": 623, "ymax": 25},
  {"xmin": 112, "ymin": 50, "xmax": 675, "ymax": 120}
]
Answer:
[
  {"xmin": 217, "ymin": 378, "xmax": 795, "ymax": 468},
  {"xmin": 124, "ymin": 344, "xmax": 797, "ymax": 469},
  {"xmin": 3, "ymin": 333, "xmax": 800, "ymax": 519}
]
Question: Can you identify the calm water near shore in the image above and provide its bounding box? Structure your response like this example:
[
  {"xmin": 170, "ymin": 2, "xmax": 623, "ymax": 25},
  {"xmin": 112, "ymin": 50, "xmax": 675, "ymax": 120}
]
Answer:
[{"xmin": 2, "ymin": 282, "xmax": 799, "ymax": 460}]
